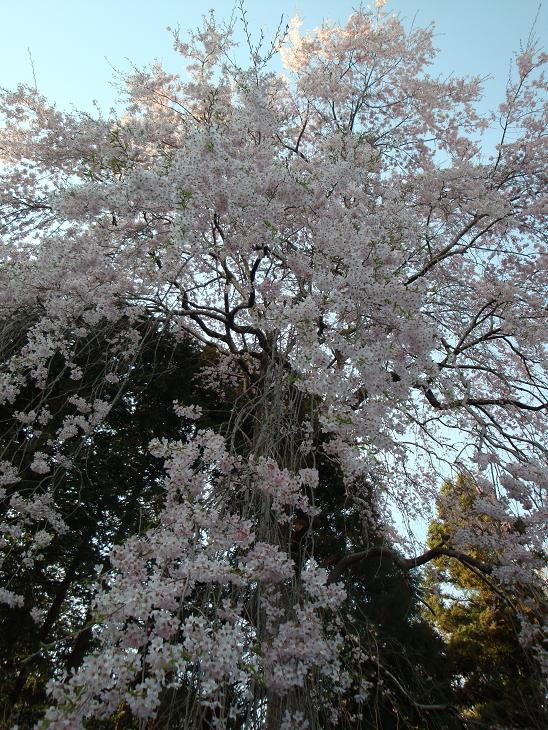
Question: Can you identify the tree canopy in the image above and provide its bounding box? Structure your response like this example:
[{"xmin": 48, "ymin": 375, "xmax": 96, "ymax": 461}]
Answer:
[{"xmin": 0, "ymin": 3, "xmax": 546, "ymax": 728}]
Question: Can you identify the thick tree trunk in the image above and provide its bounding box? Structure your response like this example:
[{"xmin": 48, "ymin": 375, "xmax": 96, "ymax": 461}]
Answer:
[{"xmin": 249, "ymin": 359, "xmax": 321, "ymax": 729}]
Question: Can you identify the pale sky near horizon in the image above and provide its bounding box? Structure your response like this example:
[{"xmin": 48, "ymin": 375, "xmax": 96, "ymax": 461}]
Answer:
[{"xmin": 1, "ymin": 1, "xmax": 546, "ymax": 118}]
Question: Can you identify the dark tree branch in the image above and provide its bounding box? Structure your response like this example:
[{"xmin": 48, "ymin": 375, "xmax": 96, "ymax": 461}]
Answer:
[{"xmin": 326, "ymin": 542, "xmax": 492, "ymax": 585}]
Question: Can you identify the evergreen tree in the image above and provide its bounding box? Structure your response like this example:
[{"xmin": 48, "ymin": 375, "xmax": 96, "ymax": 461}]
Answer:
[
  {"xmin": 1, "ymin": 322, "xmax": 456, "ymax": 729},
  {"xmin": 0, "ymin": 317, "xmax": 228, "ymax": 728},
  {"xmin": 424, "ymin": 476, "xmax": 547, "ymax": 729}
]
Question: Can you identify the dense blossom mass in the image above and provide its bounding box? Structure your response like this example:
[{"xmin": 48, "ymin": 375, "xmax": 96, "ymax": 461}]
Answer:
[{"xmin": 0, "ymin": 2, "xmax": 546, "ymax": 727}]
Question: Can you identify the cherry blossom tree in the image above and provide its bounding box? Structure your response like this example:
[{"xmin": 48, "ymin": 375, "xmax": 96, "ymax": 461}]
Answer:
[{"xmin": 0, "ymin": 2, "xmax": 546, "ymax": 727}]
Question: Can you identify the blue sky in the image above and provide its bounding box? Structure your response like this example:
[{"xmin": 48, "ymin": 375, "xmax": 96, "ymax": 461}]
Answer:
[{"xmin": 2, "ymin": 1, "xmax": 546, "ymax": 116}]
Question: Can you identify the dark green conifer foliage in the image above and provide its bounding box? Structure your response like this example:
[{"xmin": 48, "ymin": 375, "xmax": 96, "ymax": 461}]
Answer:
[
  {"xmin": 4, "ymin": 328, "xmax": 544, "ymax": 729},
  {"xmin": 310, "ymin": 457, "xmax": 456, "ymax": 729},
  {"xmin": 424, "ymin": 476, "xmax": 547, "ymax": 729},
  {"xmin": 0, "ymin": 318, "xmax": 227, "ymax": 728}
]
